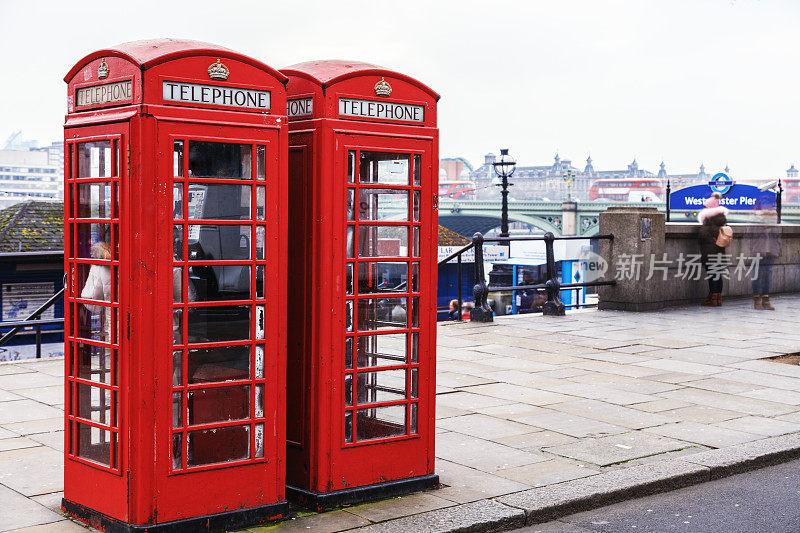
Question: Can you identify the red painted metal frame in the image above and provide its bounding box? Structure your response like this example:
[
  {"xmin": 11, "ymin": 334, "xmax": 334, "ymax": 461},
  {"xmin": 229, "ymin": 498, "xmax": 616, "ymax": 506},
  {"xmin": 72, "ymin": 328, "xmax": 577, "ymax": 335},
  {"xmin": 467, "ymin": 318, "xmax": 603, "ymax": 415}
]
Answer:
[
  {"xmin": 283, "ymin": 62, "xmax": 438, "ymax": 497},
  {"xmin": 63, "ymin": 40, "xmax": 288, "ymax": 529}
]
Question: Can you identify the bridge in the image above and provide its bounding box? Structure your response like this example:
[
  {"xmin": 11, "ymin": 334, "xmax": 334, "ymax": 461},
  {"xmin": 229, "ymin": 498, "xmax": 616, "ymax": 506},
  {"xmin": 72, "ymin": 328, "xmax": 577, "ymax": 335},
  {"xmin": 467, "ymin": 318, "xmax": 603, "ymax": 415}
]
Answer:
[{"xmin": 438, "ymin": 199, "xmax": 800, "ymax": 236}]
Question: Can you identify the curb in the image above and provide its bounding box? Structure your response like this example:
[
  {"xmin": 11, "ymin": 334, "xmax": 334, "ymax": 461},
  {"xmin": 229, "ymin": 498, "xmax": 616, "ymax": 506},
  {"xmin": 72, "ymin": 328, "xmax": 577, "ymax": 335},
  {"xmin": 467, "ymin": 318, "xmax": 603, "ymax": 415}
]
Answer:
[{"xmin": 347, "ymin": 433, "xmax": 800, "ymax": 532}]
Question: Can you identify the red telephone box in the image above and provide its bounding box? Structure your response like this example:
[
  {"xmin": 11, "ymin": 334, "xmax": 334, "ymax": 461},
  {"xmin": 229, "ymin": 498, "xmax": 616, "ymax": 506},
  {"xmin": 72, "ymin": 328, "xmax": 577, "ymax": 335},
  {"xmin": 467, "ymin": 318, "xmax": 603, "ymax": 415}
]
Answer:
[
  {"xmin": 61, "ymin": 39, "xmax": 289, "ymax": 531},
  {"xmin": 282, "ymin": 61, "xmax": 439, "ymax": 508}
]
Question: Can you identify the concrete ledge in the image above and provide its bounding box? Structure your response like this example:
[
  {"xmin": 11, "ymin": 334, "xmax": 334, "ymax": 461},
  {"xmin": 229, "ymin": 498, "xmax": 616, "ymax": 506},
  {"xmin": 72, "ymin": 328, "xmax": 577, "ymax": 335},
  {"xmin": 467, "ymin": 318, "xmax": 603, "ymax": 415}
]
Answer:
[
  {"xmin": 682, "ymin": 433, "xmax": 800, "ymax": 479},
  {"xmin": 347, "ymin": 500, "xmax": 525, "ymax": 533}
]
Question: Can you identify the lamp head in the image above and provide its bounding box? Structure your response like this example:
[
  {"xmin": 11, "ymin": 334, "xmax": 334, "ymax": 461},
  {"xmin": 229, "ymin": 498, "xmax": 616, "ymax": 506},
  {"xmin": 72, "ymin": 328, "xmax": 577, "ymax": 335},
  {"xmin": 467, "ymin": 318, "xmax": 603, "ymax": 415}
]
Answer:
[{"xmin": 493, "ymin": 148, "xmax": 516, "ymax": 178}]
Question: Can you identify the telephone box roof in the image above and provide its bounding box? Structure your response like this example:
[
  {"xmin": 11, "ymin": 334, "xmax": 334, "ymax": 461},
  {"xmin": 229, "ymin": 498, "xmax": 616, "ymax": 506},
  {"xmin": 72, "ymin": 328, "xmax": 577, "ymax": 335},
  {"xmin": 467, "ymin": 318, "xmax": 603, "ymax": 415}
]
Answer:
[
  {"xmin": 282, "ymin": 60, "xmax": 439, "ymax": 100},
  {"xmin": 65, "ymin": 38, "xmax": 287, "ymax": 83}
]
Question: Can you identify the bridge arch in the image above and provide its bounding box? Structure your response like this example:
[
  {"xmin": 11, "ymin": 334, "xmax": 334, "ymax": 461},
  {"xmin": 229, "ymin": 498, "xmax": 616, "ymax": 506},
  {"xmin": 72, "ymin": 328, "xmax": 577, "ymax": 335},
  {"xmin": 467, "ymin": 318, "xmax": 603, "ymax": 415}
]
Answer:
[{"xmin": 438, "ymin": 210, "xmax": 562, "ymax": 237}]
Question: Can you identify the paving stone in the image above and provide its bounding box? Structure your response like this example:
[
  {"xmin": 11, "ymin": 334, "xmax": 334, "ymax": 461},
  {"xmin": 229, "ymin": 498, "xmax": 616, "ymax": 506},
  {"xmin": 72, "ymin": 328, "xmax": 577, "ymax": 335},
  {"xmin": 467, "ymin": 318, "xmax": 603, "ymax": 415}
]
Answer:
[
  {"xmin": 437, "ymin": 414, "xmax": 540, "ymax": 439},
  {"xmin": 2, "ymin": 417, "xmax": 62, "ymax": 436},
  {"xmin": 249, "ymin": 510, "xmax": 369, "ymax": 533},
  {"xmin": 513, "ymin": 412, "xmax": 628, "ymax": 439},
  {"xmin": 435, "ymin": 372, "xmax": 497, "ymax": 388},
  {"xmin": 0, "ymin": 427, "xmax": 18, "ymax": 439},
  {"xmin": 435, "ymin": 391, "xmax": 514, "ymax": 411},
  {"xmin": 635, "ymin": 398, "xmax": 693, "ymax": 413},
  {"xmin": 547, "ymin": 399, "xmax": 677, "ymax": 430},
  {"xmin": 637, "ymin": 359, "xmax": 727, "ymax": 376},
  {"xmin": 657, "ymin": 387, "xmax": 797, "ymax": 417},
  {"xmin": 537, "ymin": 383, "xmax": 659, "ymax": 406},
  {"xmin": 0, "ymin": 373, "xmax": 63, "ymax": 391},
  {"xmin": 16, "ymin": 360, "xmax": 65, "ymax": 377},
  {"xmin": 474, "ymin": 403, "xmax": 551, "ymax": 419},
  {"xmin": 681, "ymin": 433, "xmax": 800, "ymax": 478},
  {"xmin": 433, "ymin": 459, "xmax": 531, "ymax": 503},
  {"xmin": 435, "ymin": 432, "xmax": 549, "ymax": 471},
  {"xmin": 346, "ymin": 492, "xmax": 456, "ymax": 523},
  {"xmin": 644, "ymin": 421, "xmax": 760, "ymax": 448},
  {"xmin": 30, "ymin": 491, "xmax": 64, "ymax": 513},
  {"xmin": 732, "ymin": 359, "xmax": 800, "ymax": 378},
  {"xmin": 663, "ymin": 405, "xmax": 747, "ymax": 424},
  {"xmin": 568, "ymin": 373, "xmax": 679, "ymax": 395},
  {"xmin": 435, "ymin": 404, "xmax": 471, "ymax": 419},
  {"xmin": 684, "ymin": 377, "xmax": 761, "ymax": 394},
  {"xmin": 741, "ymin": 388, "xmax": 800, "ymax": 405},
  {"xmin": 29, "ymin": 431, "xmax": 64, "ymax": 452},
  {"xmin": 346, "ymin": 499, "xmax": 525, "ymax": 533},
  {"xmin": 776, "ymin": 411, "xmax": 800, "ymax": 424},
  {"xmin": 5, "ymin": 520, "xmax": 89, "ymax": 532},
  {"xmin": 646, "ymin": 372, "xmax": 708, "ymax": 384},
  {"xmin": 0, "ymin": 437, "xmax": 42, "ymax": 452},
  {"xmin": 14, "ymin": 386, "xmax": 64, "ymax": 406},
  {"xmin": 714, "ymin": 416, "xmax": 800, "ymax": 437},
  {"xmin": 610, "ymin": 344, "xmax": 662, "ymax": 354},
  {"xmin": 0, "ymin": 364, "xmax": 35, "ymax": 375},
  {"xmin": 493, "ymin": 431, "xmax": 579, "ymax": 451},
  {"xmin": 0, "ymin": 446, "xmax": 63, "ymax": 496},
  {"xmin": 543, "ymin": 433, "xmax": 693, "ymax": 466},
  {"xmin": 0, "ymin": 484, "xmax": 64, "ymax": 531},
  {"xmin": 461, "ymin": 383, "xmax": 572, "ymax": 406},
  {"xmin": 534, "ymin": 368, "xmax": 591, "ymax": 379},
  {"xmin": 493, "ymin": 458, "xmax": 600, "ymax": 486},
  {"xmin": 571, "ymin": 360, "xmax": 664, "ymax": 378},
  {"xmin": 714, "ymin": 369, "xmax": 800, "ymax": 391},
  {"xmin": 0, "ymin": 400, "xmax": 63, "ymax": 425},
  {"xmin": 0, "ymin": 389, "xmax": 24, "ymax": 402},
  {"xmin": 639, "ymin": 338, "xmax": 706, "ymax": 349}
]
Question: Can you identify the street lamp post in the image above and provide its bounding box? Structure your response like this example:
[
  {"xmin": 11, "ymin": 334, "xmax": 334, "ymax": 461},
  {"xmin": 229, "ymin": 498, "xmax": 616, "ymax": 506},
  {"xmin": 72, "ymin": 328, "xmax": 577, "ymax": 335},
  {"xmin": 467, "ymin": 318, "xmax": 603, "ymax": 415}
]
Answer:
[
  {"xmin": 493, "ymin": 148, "xmax": 517, "ymax": 239},
  {"xmin": 563, "ymin": 169, "xmax": 574, "ymax": 201}
]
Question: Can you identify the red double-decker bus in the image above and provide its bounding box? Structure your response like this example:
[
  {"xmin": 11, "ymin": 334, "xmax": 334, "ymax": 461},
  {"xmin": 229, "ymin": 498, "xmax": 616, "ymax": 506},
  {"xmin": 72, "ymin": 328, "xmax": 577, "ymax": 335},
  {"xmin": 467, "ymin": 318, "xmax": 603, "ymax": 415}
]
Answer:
[
  {"xmin": 438, "ymin": 180, "xmax": 476, "ymax": 200},
  {"xmin": 589, "ymin": 178, "xmax": 664, "ymax": 201}
]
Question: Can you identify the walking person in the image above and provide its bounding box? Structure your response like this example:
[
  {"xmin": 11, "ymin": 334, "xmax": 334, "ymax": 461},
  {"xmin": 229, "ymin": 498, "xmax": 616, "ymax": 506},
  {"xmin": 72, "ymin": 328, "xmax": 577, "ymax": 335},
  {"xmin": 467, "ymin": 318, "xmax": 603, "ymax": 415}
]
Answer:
[
  {"xmin": 750, "ymin": 200, "xmax": 780, "ymax": 310},
  {"xmin": 697, "ymin": 192, "xmax": 730, "ymax": 307}
]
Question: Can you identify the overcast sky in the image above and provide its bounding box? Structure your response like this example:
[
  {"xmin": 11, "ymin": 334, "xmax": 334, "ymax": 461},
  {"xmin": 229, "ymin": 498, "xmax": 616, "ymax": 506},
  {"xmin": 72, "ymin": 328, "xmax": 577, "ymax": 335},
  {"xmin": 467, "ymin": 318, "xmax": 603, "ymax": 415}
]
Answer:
[{"xmin": 1, "ymin": 0, "xmax": 797, "ymax": 178}]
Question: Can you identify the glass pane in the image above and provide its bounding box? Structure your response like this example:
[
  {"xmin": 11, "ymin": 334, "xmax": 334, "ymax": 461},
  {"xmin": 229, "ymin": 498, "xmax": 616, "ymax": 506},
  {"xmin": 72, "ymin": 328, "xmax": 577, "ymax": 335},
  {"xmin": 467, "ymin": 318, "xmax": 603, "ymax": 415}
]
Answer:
[
  {"xmin": 188, "ymin": 425, "xmax": 249, "ymax": 467},
  {"xmin": 76, "ymin": 223, "xmax": 114, "ymax": 259},
  {"xmin": 256, "ymin": 186, "xmax": 265, "ymax": 220},
  {"xmin": 174, "ymin": 141, "xmax": 184, "ymax": 177},
  {"xmin": 357, "ymin": 333, "xmax": 407, "ymax": 368},
  {"xmin": 345, "ymin": 337, "xmax": 353, "ymax": 369},
  {"xmin": 411, "ymin": 367, "xmax": 418, "ymax": 398},
  {"xmin": 77, "ymin": 263, "xmax": 115, "ymax": 302},
  {"xmin": 187, "ymin": 305, "xmax": 250, "ymax": 343},
  {"xmin": 188, "ymin": 385, "xmax": 250, "ymax": 425},
  {"xmin": 345, "ymin": 300, "xmax": 353, "ymax": 332},
  {"xmin": 356, "ymin": 405, "xmax": 406, "ymax": 441},
  {"xmin": 173, "ymin": 184, "xmax": 183, "ymax": 219},
  {"xmin": 413, "ymin": 190, "xmax": 421, "ymax": 221},
  {"xmin": 347, "ymin": 150, "xmax": 356, "ymax": 183},
  {"xmin": 173, "ymin": 350, "xmax": 182, "ymax": 386},
  {"xmin": 188, "ymin": 142, "xmax": 251, "ymax": 179},
  {"xmin": 255, "ymin": 345, "xmax": 264, "ymax": 378},
  {"xmin": 256, "ymin": 227, "xmax": 265, "ymax": 260},
  {"xmin": 345, "ymin": 374, "xmax": 352, "ymax": 406},
  {"xmin": 357, "ymin": 297, "xmax": 407, "ymax": 331},
  {"xmin": 257, "ymin": 146, "xmax": 265, "ymax": 180},
  {"xmin": 172, "ymin": 433, "xmax": 182, "ymax": 469},
  {"xmin": 358, "ymin": 226, "xmax": 408, "ymax": 257},
  {"xmin": 77, "ymin": 141, "xmax": 113, "ymax": 178},
  {"xmin": 356, "ymin": 369, "xmax": 406, "ymax": 404},
  {"xmin": 188, "ymin": 345, "xmax": 250, "ymax": 383},
  {"xmin": 173, "ymin": 226, "xmax": 183, "ymax": 260},
  {"xmin": 358, "ymin": 262, "xmax": 407, "ymax": 294},
  {"xmin": 345, "ymin": 411, "xmax": 353, "ymax": 443},
  {"xmin": 172, "ymin": 392, "xmax": 182, "ymax": 428},
  {"xmin": 188, "ymin": 265, "xmax": 250, "ymax": 301},
  {"xmin": 347, "ymin": 189, "xmax": 355, "ymax": 220},
  {"xmin": 412, "ymin": 262, "xmax": 420, "ymax": 292},
  {"xmin": 412, "ymin": 296, "xmax": 420, "ymax": 328},
  {"xmin": 411, "ymin": 332, "xmax": 418, "ymax": 363},
  {"xmin": 78, "ymin": 304, "xmax": 114, "ymax": 344},
  {"xmin": 412, "ymin": 227, "xmax": 420, "ymax": 257},
  {"xmin": 188, "ymin": 225, "xmax": 251, "ymax": 260},
  {"xmin": 410, "ymin": 403, "xmax": 418, "ymax": 434},
  {"xmin": 77, "ymin": 343, "xmax": 114, "ymax": 384},
  {"xmin": 255, "ymin": 423, "xmax": 264, "ymax": 458},
  {"xmin": 346, "ymin": 226, "xmax": 354, "ymax": 258},
  {"xmin": 413, "ymin": 154, "xmax": 421, "ymax": 186},
  {"xmin": 77, "ymin": 183, "xmax": 113, "ymax": 218},
  {"xmin": 187, "ymin": 184, "xmax": 250, "ymax": 220},
  {"xmin": 346, "ymin": 264, "xmax": 354, "ymax": 295},
  {"xmin": 77, "ymin": 383, "xmax": 111, "ymax": 424},
  {"xmin": 360, "ymin": 152, "xmax": 409, "ymax": 185},
  {"xmin": 76, "ymin": 422, "xmax": 111, "ymax": 466},
  {"xmin": 256, "ymin": 265, "xmax": 264, "ymax": 298},
  {"xmin": 173, "ymin": 309, "xmax": 182, "ymax": 345},
  {"xmin": 255, "ymin": 384, "xmax": 264, "ymax": 418},
  {"xmin": 358, "ymin": 189, "xmax": 408, "ymax": 221},
  {"xmin": 173, "ymin": 267, "xmax": 183, "ymax": 303},
  {"xmin": 256, "ymin": 305, "xmax": 265, "ymax": 340}
]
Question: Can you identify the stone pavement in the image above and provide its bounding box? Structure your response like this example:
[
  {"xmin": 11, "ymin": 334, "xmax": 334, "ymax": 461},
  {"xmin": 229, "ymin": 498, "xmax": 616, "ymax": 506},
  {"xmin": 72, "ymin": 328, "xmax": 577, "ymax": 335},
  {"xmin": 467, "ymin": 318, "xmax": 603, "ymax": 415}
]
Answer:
[{"xmin": 1, "ymin": 295, "xmax": 800, "ymax": 532}]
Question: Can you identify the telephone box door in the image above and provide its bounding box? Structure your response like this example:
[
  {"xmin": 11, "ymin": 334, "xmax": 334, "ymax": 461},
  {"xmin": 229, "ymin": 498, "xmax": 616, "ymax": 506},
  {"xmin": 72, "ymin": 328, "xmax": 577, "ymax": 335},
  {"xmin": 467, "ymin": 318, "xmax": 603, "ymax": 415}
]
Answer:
[{"xmin": 154, "ymin": 120, "xmax": 285, "ymax": 520}]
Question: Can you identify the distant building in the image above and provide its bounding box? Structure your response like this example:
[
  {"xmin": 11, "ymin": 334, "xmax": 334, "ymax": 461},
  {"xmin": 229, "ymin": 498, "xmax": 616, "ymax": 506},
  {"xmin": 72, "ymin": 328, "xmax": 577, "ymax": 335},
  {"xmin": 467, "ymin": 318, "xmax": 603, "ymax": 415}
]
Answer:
[{"xmin": 0, "ymin": 145, "xmax": 63, "ymax": 209}]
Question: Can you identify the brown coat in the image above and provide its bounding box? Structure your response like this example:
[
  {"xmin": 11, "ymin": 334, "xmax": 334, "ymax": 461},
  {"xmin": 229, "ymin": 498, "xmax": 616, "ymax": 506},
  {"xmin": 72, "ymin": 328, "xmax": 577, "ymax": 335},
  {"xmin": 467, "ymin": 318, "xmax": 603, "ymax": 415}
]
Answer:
[{"xmin": 697, "ymin": 210, "xmax": 728, "ymax": 264}]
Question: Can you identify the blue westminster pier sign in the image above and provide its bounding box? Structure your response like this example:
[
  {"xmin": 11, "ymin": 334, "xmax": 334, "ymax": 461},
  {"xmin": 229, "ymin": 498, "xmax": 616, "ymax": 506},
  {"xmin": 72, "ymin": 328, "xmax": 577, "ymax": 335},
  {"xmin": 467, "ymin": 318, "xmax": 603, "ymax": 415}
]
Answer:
[{"xmin": 669, "ymin": 172, "xmax": 776, "ymax": 211}]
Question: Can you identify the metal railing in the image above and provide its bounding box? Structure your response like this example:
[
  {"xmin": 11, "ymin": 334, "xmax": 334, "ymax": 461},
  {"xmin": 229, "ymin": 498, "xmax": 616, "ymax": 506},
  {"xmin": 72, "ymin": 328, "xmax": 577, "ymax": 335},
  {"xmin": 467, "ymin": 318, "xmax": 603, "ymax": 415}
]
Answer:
[
  {"xmin": 0, "ymin": 288, "xmax": 64, "ymax": 359},
  {"xmin": 438, "ymin": 231, "xmax": 616, "ymax": 322}
]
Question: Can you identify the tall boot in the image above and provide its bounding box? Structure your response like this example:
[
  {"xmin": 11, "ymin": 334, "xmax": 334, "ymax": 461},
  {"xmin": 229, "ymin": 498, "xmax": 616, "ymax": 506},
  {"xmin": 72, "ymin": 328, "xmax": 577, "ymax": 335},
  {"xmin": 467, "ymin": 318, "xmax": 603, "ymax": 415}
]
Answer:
[
  {"xmin": 714, "ymin": 293, "xmax": 722, "ymax": 307},
  {"xmin": 762, "ymin": 295, "xmax": 775, "ymax": 310},
  {"xmin": 753, "ymin": 295, "xmax": 763, "ymax": 310},
  {"xmin": 701, "ymin": 293, "xmax": 715, "ymax": 307}
]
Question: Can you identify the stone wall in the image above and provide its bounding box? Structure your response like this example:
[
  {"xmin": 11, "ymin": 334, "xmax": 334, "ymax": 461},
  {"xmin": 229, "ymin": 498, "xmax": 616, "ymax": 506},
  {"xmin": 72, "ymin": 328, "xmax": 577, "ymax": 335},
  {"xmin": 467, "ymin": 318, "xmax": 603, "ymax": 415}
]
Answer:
[{"xmin": 598, "ymin": 206, "xmax": 800, "ymax": 311}]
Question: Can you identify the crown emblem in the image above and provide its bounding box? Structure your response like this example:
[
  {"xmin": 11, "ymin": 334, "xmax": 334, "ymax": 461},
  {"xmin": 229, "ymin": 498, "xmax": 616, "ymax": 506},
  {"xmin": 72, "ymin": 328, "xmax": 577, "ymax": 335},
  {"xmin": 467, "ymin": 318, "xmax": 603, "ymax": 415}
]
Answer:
[
  {"xmin": 208, "ymin": 59, "xmax": 229, "ymax": 81},
  {"xmin": 97, "ymin": 59, "xmax": 109, "ymax": 79},
  {"xmin": 374, "ymin": 77, "xmax": 392, "ymax": 97}
]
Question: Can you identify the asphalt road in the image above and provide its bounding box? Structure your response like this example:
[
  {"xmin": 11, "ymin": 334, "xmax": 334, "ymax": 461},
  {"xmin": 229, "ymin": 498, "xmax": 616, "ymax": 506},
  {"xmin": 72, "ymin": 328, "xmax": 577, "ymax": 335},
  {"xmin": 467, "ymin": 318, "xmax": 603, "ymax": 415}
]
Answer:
[{"xmin": 517, "ymin": 458, "xmax": 800, "ymax": 533}]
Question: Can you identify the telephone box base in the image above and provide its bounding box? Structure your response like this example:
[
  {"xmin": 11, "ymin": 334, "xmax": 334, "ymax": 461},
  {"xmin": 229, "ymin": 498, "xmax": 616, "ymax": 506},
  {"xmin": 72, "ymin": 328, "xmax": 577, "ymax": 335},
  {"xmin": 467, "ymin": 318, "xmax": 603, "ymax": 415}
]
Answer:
[
  {"xmin": 287, "ymin": 474, "xmax": 440, "ymax": 511},
  {"xmin": 61, "ymin": 498, "xmax": 289, "ymax": 533}
]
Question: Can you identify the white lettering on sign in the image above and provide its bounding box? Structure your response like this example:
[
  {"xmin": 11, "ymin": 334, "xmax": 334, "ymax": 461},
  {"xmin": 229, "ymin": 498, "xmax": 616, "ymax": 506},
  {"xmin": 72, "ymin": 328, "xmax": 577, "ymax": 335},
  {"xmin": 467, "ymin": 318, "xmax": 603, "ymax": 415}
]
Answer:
[
  {"xmin": 76, "ymin": 80, "xmax": 132, "ymax": 108},
  {"xmin": 339, "ymin": 98, "xmax": 424, "ymax": 122},
  {"xmin": 287, "ymin": 97, "xmax": 313, "ymax": 117},
  {"xmin": 162, "ymin": 81, "xmax": 270, "ymax": 110}
]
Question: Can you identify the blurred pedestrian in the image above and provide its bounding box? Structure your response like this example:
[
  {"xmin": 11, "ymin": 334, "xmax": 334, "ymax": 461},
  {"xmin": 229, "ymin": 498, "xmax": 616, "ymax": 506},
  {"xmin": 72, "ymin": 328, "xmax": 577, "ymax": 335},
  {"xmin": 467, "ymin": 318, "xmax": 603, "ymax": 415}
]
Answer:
[
  {"xmin": 448, "ymin": 299, "xmax": 460, "ymax": 320},
  {"xmin": 697, "ymin": 192, "xmax": 730, "ymax": 307},
  {"xmin": 750, "ymin": 200, "xmax": 780, "ymax": 310}
]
